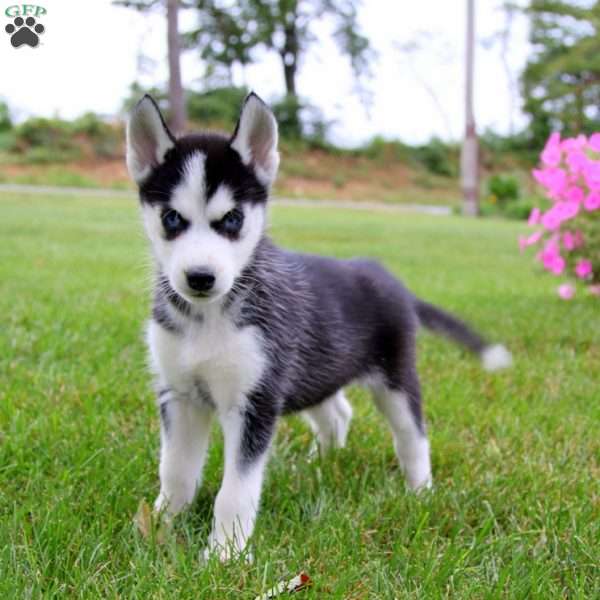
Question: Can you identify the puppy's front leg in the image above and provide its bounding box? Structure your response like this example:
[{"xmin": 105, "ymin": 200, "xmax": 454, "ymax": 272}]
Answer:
[
  {"xmin": 154, "ymin": 391, "xmax": 214, "ymax": 517},
  {"xmin": 205, "ymin": 400, "xmax": 276, "ymax": 561}
]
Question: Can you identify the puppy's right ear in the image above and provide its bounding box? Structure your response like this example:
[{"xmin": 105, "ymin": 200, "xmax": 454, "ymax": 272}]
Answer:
[{"xmin": 126, "ymin": 95, "xmax": 176, "ymax": 184}]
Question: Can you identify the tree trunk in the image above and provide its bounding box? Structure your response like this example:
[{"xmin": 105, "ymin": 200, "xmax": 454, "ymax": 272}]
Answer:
[
  {"xmin": 278, "ymin": 16, "xmax": 301, "ymax": 137},
  {"xmin": 461, "ymin": 0, "xmax": 479, "ymax": 216},
  {"xmin": 283, "ymin": 60, "xmax": 297, "ymax": 96},
  {"xmin": 166, "ymin": 0, "xmax": 186, "ymax": 133},
  {"xmin": 281, "ymin": 20, "xmax": 299, "ymax": 97}
]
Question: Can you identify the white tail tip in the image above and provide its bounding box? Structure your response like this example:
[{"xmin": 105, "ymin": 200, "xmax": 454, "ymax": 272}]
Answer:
[{"xmin": 481, "ymin": 344, "xmax": 513, "ymax": 372}]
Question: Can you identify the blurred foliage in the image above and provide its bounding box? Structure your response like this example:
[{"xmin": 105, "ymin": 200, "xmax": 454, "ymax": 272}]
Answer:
[
  {"xmin": 272, "ymin": 94, "xmax": 304, "ymax": 140},
  {"xmin": 480, "ymin": 193, "xmax": 548, "ymax": 220},
  {"xmin": 7, "ymin": 114, "xmax": 121, "ymax": 163},
  {"xmin": 357, "ymin": 136, "xmax": 411, "ymax": 161},
  {"xmin": 186, "ymin": 0, "xmax": 371, "ymax": 89},
  {"xmin": 187, "ymin": 86, "xmax": 249, "ymax": 128},
  {"xmin": 0, "ymin": 100, "xmax": 11, "ymax": 132},
  {"xmin": 116, "ymin": 0, "xmax": 371, "ymax": 131},
  {"xmin": 487, "ymin": 173, "xmax": 520, "ymax": 204},
  {"xmin": 121, "ymin": 82, "xmax": 168, "ymax": 115},
  {"xmin": 522, "ymin": 0, "xmax": 600, "ymax": 147},
  {"xmin": 479, "ymin": 129, "xmax": 539, "ymax": 166},
  {"xmin": 481, "ymin": 169, "xmax": 548, "ymax": 220},
  {"xmin": 353, "ymin": 136, "xmax": 458, "ymax": 177},
  {"xmin": 11, "ymin": 118, "xmax": 81, "ymax": 163},
  {"xmin": 413, "ymin": 138, "xmax": 458, "ymax": 177},
  {"xmin": 271, "ymin": 95, "xmax": 332, "ymax": 145}
]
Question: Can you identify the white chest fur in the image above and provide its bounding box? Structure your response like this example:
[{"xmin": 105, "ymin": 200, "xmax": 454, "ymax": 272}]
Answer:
[{"xmin": 147, "ymin": 306, "xmax": 266, "ymax": 411}]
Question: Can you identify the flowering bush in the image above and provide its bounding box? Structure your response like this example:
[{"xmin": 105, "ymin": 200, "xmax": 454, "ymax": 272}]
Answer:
[{"xmin": 520, "ymin": 132, "xmax": 600, "ymax": 299}]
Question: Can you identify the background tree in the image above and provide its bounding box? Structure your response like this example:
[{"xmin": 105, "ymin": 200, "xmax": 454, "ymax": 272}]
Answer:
[
  {"xmin": 115, "ymin": 0, "xmax": 188, "ymax": 131},
  {"xmin": 522, "ymin": 0, "xmax": 600, "ymax": 147},
  {"xmin": 167, "ymin": 0, "xmax": 187, "ymax": 131},
  {"xmin": 461, "ymin": 0, "xmax": 479, "ymax": 216},
  {"xmin": 187, "ymin": 0, "xmax": 372, "ymax": 128}
]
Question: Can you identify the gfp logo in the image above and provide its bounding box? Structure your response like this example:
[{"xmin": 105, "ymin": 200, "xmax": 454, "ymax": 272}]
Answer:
[{"xmin": 4, "ymin": 4, "xmax": 46, "ymax": 48}]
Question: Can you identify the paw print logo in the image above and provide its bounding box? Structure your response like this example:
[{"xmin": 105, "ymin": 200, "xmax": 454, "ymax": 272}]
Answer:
[{"xmin": 5, "ymin": 16, "xmax": 45, "ymax": 48}]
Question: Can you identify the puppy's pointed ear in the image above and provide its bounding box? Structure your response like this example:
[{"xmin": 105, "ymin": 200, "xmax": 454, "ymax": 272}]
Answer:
[
  {"xmin": 230, "ymin": 93, "xmax": 279, "ymax": 186},
  {"xmin": 126, "ymin": 95, "xmax": 176, "ymax": 184}
]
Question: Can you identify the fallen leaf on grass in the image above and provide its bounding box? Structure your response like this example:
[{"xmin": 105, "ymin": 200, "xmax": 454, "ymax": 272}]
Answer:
[
  {"xmin": 133, "ymin": 498, "xmax": 167, "ymax": 544},
  {"xmin": 254, "ymin": 572, "xmax": 312, "ymax": 599}
]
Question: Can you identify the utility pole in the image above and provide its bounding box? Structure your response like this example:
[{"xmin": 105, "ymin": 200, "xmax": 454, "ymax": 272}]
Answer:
[
  {"xmin": 166, "ymin": 0, "xmax": 186, "ymax": 133},
  {"xmin": 461, "ymin": 0, "xmax": 479, "ymax": 216}
]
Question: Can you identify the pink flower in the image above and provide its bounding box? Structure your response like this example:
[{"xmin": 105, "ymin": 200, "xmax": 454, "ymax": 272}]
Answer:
[
  {"xmin": 565, "ymin": 186, "xmax": 584, "ymax": 204},
  {"xmin": 528, "ymin": 207, "xmax": 542, "ymax": 226},
  {"xmin": 562, "ymin": 230, "xmax": 584, "ymax": 251},
  {"xmin": 532, "ymin": 167, "xmax": 567, "ymax": 197},
  {"xmin": 589, "ymin": 133, "xmax": 600, "ymax": 153},
  {"xmin": 539, "ymin": 239, "xmax": 565, "ymax": 275},
  {"xmin": 589, "ymin": 285, "xmax": 600, "ymax": 297},
  {"xmin": 541, "ymin": 201, "xmax": 579, "ymax": 231},
  {"xmin": 566, "ymin": 151, "xmax": 588, "ymax": 175},
  {"xmin": 519, "ymin": 230, "xmax": 543, "ymax": 252},
  {"xmin": 575, "ymin": 259, "xmax": 593, "ymax": 279},
  {"xmin": 541, "ymin": 145, "xmax": 562, "ymax": 167},
  {"xmin": 584, "ymin": 162, "xmax": 600, "ymax": 190},
  {"xmin": 557, "ymin": 283, "xmax": 575, "ymax": 300},
  {"xmin": 561, "ymin": 135, "xmax": 587, "ymax": 152},
  {"xmin": 562, "ymin": 231, "xmax": 576, "ymax": 250},
  {"xmin": 541, "ymin": 205, "xmax": 563, "ymax": 231},
  {"xmin": 546, "ymin": 168, "xmax": 568, "ymax": 198},
  {"xmin": 584, "ymin": 191, "xmax": 600, "ymax": 212},
  {"xmin": 547, "ymin": 255, "xmax": 565, "ymax": 275},
  {"xmin": 558, "ymin": 200, "xmax": 579, "ymax": 221}
]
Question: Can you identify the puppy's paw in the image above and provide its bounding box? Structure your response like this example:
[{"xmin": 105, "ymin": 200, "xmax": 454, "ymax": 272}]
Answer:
[
  {"xmin": 153, "ymin": 490, "xmax": 191, "ymax": 521},
  {"xmin": 201, "ymin": 539, "xmax": 254, "ymax": 564}
]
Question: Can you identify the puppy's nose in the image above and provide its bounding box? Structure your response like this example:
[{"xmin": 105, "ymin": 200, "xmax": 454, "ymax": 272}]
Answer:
[{"xmin": 185, "ymin": 269, "xmax": 216, "ymax": 293}]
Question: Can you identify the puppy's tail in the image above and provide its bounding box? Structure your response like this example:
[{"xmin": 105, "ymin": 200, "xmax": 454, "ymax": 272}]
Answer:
[{"xmin": 415, "ymin": 299, "xmax": 512, "ymax": 372}]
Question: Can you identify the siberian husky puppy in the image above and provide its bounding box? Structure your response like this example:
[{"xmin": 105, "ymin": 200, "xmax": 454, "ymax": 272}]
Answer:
[{"xmin": 126, "ymin": 93, "xmax": 512, "ymax": 560}]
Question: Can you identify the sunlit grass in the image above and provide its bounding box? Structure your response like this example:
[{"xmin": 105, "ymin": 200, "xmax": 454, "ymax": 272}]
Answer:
[{"xmin": 1, "ymin": 192, "xmax": 598, "ymax": 598}]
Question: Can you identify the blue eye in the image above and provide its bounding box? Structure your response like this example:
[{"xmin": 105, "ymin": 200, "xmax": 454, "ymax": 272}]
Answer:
[
  {"xmin": 161, "ymin": 209, "xmax": 187, "ymax": 238},
  {"xmin": 214, "ymin": 208, "xmax": 244, "ymax": 237}
]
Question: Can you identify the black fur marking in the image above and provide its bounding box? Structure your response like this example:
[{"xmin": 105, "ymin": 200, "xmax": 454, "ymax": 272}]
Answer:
[
  {"xmin": 138, "ymin": 133, "xmax": 267, "ymax": 209},
  {"xmin": 152, "ymin": 303, "xmax": 180, "ymax": 334},
  {"xmin": 228, "ymin": 239, "xmax": 422, "ymax": 412},
  {"xmin": 156, "ymin": 274, "xmax": 192, "ymax": 316},
  {"xmin": 159, "ymin": 401, "xmax": 170, "ymax": 434},
  {"xmin": 239, "ymin": 389, "xmax": 277, "ymax": 468},
  {"xmin": 161, "ymin": 208, "xmax": 189, "ymax": 240},
  {"xmin": 158, "ymin": 387, "xmax": 172, "ymax": 399},
  {"xmin": 152, "ymin": 274, "xmax": 205, "ymax": 331}
]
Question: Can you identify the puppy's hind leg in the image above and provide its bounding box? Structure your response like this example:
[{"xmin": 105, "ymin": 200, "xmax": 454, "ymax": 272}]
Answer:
[
  {"xmin": 303, "ymin": 390, "xmax": 353, "ymax": 451},
  {"xmin": 372, "ymin": 374, "xmax": 432, "ymax": 492}
]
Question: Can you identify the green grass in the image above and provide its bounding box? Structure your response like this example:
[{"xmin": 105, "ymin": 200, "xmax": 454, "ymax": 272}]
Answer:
[
  {"xmin": 0, "ymin": 167, "xmax": 131, "ymax": 190},
  {"xmin": 1, "ymin": 192, "xmax": 598, "ymax": 599}
]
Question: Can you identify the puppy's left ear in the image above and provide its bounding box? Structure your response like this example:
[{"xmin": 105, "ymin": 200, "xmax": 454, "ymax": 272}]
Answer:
[
  {"xmin": 126, "ymin": 95, "xmax": 176, "ymax": 184},
  {"xmin": 230, "ymin": 93, "xmax": 280, "ymax": 186}
]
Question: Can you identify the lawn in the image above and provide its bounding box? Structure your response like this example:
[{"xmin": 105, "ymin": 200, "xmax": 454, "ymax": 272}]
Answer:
[{"xmin": 0, "ymin": 192, "xmax": 598, "ymax": 599}]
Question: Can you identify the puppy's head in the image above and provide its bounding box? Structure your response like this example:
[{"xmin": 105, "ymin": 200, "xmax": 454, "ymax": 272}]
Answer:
[{"xmin": 126, "ymin": 93, "xmax": 279, "ymax": 305}]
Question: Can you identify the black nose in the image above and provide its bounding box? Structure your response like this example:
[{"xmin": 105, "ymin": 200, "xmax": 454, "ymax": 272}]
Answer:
[{"xmin": 185, "ymin": 269, "xmax": 215, "ymax": 293}]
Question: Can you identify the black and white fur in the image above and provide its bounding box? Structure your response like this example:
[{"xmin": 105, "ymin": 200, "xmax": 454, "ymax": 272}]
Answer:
[{"xmin": 126, "ymin": 93, "xmax": 512, "ymax": 560}]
